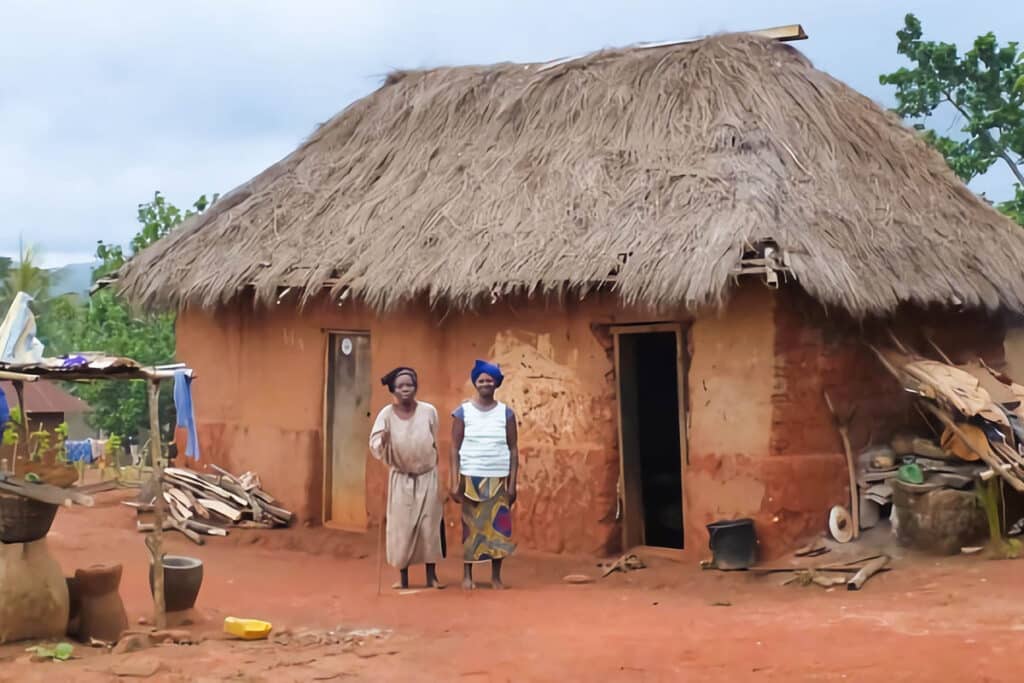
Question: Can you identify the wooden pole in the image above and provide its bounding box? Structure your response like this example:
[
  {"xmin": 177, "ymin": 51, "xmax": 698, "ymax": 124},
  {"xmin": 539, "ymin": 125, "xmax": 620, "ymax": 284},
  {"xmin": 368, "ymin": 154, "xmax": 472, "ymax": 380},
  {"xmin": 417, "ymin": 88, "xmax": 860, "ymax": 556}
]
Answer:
[
  {"xmin": 824, "ymin": 392, "xmax": 860, "ymax": 539},
  {"xmin": 146, "ymin": 379, "xmax": 167, "ymax": 628},
  {"xmin": 12, "ymin": 380, "xmax": 27, "ymax": 468},
  {"xmin": 376, "ymin": 515, "xmax": 385, "ymax": 596}
]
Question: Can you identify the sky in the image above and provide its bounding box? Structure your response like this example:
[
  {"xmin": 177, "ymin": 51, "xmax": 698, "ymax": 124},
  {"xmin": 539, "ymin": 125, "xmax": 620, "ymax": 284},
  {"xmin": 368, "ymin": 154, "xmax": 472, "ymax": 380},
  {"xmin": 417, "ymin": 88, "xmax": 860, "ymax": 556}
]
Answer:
[{"xmin": 1, "ymin": 1, "xmax": 1020, "ymax": 268}]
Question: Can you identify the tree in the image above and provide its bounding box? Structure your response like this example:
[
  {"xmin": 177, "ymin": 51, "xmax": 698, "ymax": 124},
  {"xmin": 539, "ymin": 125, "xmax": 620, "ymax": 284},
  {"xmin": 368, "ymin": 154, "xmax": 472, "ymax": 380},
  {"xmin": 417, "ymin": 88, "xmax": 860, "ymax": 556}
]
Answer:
[
  {"xmin": 879, "ymin": 14, "xmax": 1024, "ymax": 224},
  {"xmin": 40, "ymin": 191, "xmax": 214, "ymax": 440},
  {"xmin": 0, "ymin": 257, "xmax": 11, "ymax": 289},
  {"xmin": 1, "ymin": 239, "xmax": 50, "ymax": 312}
]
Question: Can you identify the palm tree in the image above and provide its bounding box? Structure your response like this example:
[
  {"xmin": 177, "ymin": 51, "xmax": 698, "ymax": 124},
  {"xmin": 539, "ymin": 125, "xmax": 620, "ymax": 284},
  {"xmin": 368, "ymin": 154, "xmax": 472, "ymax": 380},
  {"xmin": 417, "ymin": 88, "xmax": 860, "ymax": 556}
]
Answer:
[{"xmin": 0, "ymin": 238, "xmax": 50, "ymax": 313}]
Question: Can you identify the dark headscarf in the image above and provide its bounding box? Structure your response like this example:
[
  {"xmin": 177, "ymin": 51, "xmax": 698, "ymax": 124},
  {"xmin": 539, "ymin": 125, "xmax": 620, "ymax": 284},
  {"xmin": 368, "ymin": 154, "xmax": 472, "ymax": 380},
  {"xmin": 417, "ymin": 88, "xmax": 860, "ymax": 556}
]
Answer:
[
  {"xmin": 471, "ymin": 359, "xmax": 504, "ymax": 387},
  {"xmin": 380, "ymin": 366, "xmax": 418, "ymax": 392}
]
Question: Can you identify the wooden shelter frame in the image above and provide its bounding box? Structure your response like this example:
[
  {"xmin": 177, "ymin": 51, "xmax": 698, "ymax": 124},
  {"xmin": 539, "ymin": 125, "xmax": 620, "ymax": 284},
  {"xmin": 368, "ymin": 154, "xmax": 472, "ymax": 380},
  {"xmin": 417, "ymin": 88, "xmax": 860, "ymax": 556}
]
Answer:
[{"xmin": 0, "ymin": 363, "xmax": 194, "ymax": 628}]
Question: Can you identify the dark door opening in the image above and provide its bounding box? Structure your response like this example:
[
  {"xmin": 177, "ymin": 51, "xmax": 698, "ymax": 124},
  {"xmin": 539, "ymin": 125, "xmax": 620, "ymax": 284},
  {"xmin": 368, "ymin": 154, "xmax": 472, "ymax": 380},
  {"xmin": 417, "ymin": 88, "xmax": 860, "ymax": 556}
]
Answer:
[{"xmin": 616, "ymin": 329, "xmax": 684, "ymax": 549}]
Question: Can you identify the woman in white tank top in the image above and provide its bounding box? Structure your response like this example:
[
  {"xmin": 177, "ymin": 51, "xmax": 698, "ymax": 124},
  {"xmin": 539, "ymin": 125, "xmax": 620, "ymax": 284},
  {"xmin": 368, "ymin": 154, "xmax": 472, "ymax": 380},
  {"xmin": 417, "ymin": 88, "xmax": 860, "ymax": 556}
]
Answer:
[{"xmin": 450, "ymin": 360, "xmax": 519, "ymax": 590}]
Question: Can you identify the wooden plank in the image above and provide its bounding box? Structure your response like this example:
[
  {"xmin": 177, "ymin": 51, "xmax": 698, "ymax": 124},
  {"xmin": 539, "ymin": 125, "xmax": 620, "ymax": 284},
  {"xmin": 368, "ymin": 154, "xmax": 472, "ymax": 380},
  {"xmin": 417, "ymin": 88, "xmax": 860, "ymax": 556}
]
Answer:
[
  {"xmin": 0, "ymin": 370, "xmax": 39, "ymax": 382},
  {"xmin": 175, "ymin": 486, "xmax": 209, "ymax": 519},
  {"xmin": 235, "ymin": 520, "xmax": 275, "ymax": 529},
  {"xmin": 252, "ymin": 488, "xmax": 276, "ymax": 505},
  {"xmin": 184, "ymin": 519, "xmax": 229, "ymax": 536},
  {"xmin": 321, "ymin": 330, "xmax": 331, "ymax": 525},
  {"xmin": 609, "ymin": 323, "xmax": 681, "ymax": 336},
  {"xmin": 198, "ymin": 498, "xmax": 243, "ymax": 522},
  {"xmin": 75, "ymin": 480, "xmax": 120, "ymax": 495},
  {"xmin": 613, "ymin": 331, "xmax": 645, "ymax": 548},
  {"xmin": 162, "ymin": 491, "xmax": 193, "ymax": 521},
  {"xmin": 0, "ymin": 476, "xmax": 95, "ymax": 507},
  {"xmin": 324, "ymin": 332, "xmax": 370, "ymax": 530},
  {"xmin": 260, "ymin": 501, "xmax": 294, "ymax": 525},
  {"xmin": 847, "ymin": 555, "xmax": 890, "ymax": 591},
  {"xmin": 749, "ymin": 24, "xmax": 807, "ymax": 42},
  {"xmin": 165, "ymin": 468, "xmax": 246, "ymax": 505},
  {"xmin": 219, "ymin": 479, "xmax": 264, "ymax": 522},
  {"xmin": 921, "ymin": 402, "xmax": 1024, "ymax": 492}
]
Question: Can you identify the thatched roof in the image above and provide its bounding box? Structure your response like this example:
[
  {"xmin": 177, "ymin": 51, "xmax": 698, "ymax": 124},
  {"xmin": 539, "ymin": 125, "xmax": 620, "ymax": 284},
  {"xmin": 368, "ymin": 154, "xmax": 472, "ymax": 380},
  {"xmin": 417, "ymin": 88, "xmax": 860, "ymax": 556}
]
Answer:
[{"xmin": 116, "ymin": 33, "xmax": 1024, "ymax": 317}]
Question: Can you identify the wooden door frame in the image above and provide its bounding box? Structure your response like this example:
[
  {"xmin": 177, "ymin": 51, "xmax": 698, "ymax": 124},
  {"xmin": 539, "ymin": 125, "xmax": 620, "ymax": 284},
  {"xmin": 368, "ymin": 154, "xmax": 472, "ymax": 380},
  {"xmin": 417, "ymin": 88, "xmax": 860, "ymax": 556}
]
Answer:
[
  {"xmin": 611, "ymin": 322, "xmax": 689, "ymax": 552},
  {"xmin": 321, "ymin": 329, "xmax": 371, "ymax": 531}
]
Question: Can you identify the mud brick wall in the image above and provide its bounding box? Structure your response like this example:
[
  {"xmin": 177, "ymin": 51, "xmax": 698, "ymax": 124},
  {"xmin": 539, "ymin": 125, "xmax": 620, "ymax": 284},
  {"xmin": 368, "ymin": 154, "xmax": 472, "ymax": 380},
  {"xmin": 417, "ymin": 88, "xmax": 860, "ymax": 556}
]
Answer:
[{"xmin": 761, "ymin": 289, "xmax": 1006, "ymax": 556}]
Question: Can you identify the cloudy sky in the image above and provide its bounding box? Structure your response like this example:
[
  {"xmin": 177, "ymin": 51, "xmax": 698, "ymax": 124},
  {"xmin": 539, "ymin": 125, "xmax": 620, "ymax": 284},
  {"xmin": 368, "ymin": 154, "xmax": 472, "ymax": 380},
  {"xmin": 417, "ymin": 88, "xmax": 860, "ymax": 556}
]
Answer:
[{"xmin": 1, "ymin": 0, "xmax": 1018, "ymax": 267}]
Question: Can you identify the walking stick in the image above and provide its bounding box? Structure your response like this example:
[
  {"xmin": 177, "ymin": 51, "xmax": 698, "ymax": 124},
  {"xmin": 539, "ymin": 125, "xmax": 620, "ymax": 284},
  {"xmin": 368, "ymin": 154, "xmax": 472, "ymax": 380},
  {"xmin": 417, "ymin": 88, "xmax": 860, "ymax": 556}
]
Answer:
[{"xmin": 376, "ymin": 514, "xmax": 385, "ymax": 596}]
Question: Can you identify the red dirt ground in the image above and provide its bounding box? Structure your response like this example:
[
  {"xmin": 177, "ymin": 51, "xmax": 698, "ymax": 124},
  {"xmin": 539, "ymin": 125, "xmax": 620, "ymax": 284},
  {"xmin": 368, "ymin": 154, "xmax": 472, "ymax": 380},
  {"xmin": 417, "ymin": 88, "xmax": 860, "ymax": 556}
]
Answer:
[{"xmin": 1, "ymin": 490, "xmax": 1023, "ymax": 682}]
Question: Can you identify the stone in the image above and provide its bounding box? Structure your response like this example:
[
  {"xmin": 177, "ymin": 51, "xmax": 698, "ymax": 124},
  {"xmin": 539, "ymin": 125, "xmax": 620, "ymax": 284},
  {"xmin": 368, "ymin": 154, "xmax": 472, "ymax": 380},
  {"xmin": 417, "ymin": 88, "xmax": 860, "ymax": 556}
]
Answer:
[
  {"xmin": 110, "ymin": 655, "xmax": 161, "ymax": 678},
  {"xmin": 151, "ymin": 629, "xmax": 193, "ymax": 644},
  {"xmin": 112, "ymin": 632, "xmax": 152, "ymax": 655},
  {"xmin": 0, "ymin": 538, "xmax": 70, "ymax": 643}
]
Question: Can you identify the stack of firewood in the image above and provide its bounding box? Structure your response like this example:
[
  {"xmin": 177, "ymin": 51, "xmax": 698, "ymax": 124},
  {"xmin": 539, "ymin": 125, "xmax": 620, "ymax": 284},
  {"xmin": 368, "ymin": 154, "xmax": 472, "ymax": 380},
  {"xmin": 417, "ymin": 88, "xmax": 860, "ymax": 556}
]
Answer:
[{"xmin": 127, "ymin": 465, "xmax": 293, "ymax": 545}]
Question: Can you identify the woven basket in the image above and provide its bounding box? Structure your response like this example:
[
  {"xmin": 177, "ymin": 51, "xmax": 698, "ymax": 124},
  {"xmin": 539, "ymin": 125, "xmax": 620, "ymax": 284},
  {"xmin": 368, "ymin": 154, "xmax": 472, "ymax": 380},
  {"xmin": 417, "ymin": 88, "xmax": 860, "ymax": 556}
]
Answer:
[{"xmin": 0, "ymin": 492, "xmax": 59, "ymax": 544}]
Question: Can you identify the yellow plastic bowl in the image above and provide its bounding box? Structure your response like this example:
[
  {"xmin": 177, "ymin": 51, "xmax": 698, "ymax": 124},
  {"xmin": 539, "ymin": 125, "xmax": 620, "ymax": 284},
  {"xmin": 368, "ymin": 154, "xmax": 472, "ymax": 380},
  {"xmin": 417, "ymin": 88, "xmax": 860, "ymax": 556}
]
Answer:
[{"xmin": 223, "ymin": 616, "xmax": 273, "ymax": 640}]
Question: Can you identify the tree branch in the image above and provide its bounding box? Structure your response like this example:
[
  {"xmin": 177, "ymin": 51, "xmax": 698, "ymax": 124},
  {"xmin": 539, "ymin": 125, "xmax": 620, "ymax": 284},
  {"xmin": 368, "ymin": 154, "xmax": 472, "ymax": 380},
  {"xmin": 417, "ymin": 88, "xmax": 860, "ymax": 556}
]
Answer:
[
  {"xmin": 942, "ymin": 90, "xmax": 1024, "ymax": 186},
  {"xmin": 998, "ymin": 150, "xmax": 1024, "ymax": 186}
]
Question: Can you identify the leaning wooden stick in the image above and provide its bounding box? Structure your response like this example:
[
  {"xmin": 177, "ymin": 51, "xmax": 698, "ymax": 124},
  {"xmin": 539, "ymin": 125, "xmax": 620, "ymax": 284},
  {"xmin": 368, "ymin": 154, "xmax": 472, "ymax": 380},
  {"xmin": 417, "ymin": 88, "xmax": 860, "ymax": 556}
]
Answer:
[
  {"xmin": 376, "ymin": 515, "xmax": 385, "ymax": 596},
  {"xmin": 824, "ymin": 392, "xmax": 860, "ymax": 539}
]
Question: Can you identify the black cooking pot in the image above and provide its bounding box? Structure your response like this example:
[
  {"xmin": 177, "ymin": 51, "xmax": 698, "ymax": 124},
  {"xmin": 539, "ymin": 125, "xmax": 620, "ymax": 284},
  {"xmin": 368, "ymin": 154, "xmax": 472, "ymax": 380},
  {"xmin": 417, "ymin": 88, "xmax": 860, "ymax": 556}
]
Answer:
[{"xmin": 706, "ymin": 518, "xmax": 758, "ymax": 570}]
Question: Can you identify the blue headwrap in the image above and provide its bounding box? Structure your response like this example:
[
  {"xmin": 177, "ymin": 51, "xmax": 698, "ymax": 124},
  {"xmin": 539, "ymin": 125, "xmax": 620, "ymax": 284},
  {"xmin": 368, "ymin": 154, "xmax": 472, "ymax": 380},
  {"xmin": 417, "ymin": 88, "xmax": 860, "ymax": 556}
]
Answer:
[{"xmin": 471, "ymin": 360, "xmax": 504, "ymax": 387}]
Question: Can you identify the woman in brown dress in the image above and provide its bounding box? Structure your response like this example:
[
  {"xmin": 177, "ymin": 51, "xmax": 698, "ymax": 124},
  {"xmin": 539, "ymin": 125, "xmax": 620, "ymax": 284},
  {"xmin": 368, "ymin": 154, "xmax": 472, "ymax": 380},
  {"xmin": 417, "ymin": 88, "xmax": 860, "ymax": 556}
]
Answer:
[{"xmin": 370, "ymin": 367, "xmax": 444, "ymax": 589}]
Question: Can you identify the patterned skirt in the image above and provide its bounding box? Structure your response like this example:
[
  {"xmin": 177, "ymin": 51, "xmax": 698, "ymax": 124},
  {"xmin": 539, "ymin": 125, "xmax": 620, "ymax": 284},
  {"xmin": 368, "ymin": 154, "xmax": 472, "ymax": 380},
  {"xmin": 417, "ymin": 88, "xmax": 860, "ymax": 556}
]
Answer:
[{"xmin": 461, "ymin": 476, "xmax": 516, "ymax": 562}]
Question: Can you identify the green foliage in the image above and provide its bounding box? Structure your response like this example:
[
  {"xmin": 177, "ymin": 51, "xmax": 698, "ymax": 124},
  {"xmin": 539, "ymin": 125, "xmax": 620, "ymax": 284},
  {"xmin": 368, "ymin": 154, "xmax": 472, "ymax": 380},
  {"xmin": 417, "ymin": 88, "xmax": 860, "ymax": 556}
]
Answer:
[
  {"xmin": 1, "ymin": 407, "xmax": 21, "ymax": 448},
  {"xmin": 26, "ymin": 642, "xmax": 74, "ymax": 662},
  {"xmin": 94, "ymin": 191, "xmax": 214, "ymax": 278},
  {"xmin": 39, "ymin": 191, "xmax": 215, "ymax": 439},
  {"xmin": 29, "ymin": 423, "xmax": 50, "ymax": 463},
  {"xmin": 105, "ymin": 433, "xmax": 122, "ymax": 461},
  {"xmin": 0, "ymin": 240, "xmax": 50, "ymax": 312},
  {"xmin": 880, "ymin": 14, "xmax": 1024, "ymax": 225},
  {"xmin": 43, "ymin": 288, "xmax": 177, "ymax": 439},
  {"xmin": 53, "ymin": 422, "xmax": 69, "ymax": 463}
]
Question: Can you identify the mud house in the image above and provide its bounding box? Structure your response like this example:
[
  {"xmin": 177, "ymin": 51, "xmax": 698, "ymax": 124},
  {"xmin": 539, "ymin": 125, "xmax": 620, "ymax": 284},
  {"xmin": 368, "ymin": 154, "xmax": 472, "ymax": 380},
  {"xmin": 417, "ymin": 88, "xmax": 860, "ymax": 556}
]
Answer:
[{"xmin": 112, "ymin": 33, "xmax": 1024, "ymax": 559}]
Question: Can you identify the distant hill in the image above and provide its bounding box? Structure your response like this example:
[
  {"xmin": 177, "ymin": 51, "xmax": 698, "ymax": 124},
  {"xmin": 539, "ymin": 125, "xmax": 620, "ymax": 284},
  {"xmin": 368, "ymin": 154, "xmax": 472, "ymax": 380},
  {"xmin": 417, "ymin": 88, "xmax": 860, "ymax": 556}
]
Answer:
[{"xmin": 49, "ymin": 262, "xmax": 94, "ymax": 299}]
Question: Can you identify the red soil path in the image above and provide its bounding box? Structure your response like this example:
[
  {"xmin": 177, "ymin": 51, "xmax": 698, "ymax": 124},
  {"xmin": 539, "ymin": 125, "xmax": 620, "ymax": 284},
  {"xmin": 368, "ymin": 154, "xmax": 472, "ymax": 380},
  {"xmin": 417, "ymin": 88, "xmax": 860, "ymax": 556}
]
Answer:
[{"xmin": 1, "ymin": 490, "xmax": 1022, "ymax": 682}]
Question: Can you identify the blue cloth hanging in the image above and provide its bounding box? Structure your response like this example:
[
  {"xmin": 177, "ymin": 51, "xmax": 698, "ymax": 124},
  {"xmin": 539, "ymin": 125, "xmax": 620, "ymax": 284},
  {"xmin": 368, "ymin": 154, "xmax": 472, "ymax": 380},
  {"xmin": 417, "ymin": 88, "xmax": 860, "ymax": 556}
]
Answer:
[
  {"xmin": 66, "ymin": 440, "xmax": 94, "ymax": 463},
  {"xmin": 173, "ymin": 370, "xmax": 200, "ymax": 460},
  {"xmin": 0, "ymin": 386, "xmax": 9, "ymax": 428}
]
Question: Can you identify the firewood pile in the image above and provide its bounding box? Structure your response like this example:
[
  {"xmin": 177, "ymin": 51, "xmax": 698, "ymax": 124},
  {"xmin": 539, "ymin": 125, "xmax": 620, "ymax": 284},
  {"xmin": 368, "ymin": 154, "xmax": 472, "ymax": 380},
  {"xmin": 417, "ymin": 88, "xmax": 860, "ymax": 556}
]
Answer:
[{"xmin": 127, "ymin": 465, "xmax": 293, "ymax": 545}]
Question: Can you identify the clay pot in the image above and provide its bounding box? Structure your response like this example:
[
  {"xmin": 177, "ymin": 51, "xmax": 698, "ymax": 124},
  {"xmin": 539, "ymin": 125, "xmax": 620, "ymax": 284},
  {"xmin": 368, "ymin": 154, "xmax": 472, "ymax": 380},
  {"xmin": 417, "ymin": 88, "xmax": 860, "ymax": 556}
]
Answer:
[
  {"xmin": 0, "ymin": 539, "xmax": 70, "ymax": 643},
  {"xmin": 65, "ymin": 576, "xmax": 81, "ymax": 636},
  {"xmin": 149, "ymin": 556, "xmax": 203, "ymax": 612},
  {"xmin": 72, "ymin": 564, "xmax": 129, "ymax": 643}
]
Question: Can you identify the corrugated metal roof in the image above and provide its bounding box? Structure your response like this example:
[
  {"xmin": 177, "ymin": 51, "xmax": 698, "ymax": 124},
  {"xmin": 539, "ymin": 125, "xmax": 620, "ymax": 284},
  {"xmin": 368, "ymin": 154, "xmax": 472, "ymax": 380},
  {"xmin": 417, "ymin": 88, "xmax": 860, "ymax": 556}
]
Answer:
[{"xmin": 0, "ymin": 380, "xmax": 90, "ymax": 416}]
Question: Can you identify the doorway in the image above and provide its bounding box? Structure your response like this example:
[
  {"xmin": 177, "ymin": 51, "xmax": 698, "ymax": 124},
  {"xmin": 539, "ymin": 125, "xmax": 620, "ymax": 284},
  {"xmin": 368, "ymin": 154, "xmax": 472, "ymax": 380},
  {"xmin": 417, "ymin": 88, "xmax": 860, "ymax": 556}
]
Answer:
[
  {"xmin": 323, "ymin": 332, "xmax": 371, "ymax": 531},
  {"xmin": 614, "ymin": 325, "xmax": 686, "ymax": 550}
]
